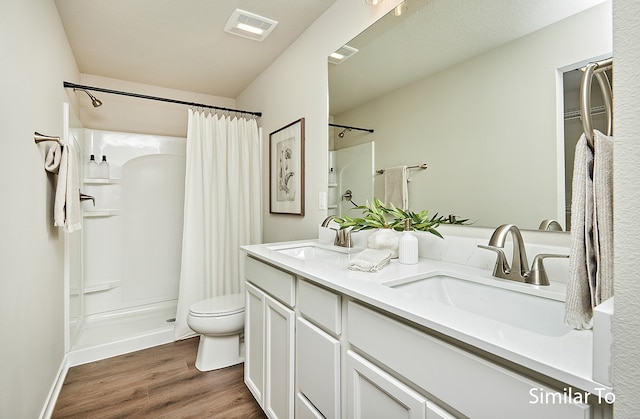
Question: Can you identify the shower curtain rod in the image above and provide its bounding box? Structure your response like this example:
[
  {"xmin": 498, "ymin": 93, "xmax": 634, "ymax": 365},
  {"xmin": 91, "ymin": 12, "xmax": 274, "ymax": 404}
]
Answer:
[
  {"xmin": 63, "ymin": 82, "xmax": 262, "ymax": 117},
  {"xmin": 329, "ymin": 123, "xmax": 374, "ymax": 133}
]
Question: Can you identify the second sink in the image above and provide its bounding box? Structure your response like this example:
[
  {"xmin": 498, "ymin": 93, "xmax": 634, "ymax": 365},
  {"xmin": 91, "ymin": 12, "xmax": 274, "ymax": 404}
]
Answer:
[{"xmin": 383, "ymin": 273, "xmax": 573, "ymax": 337}]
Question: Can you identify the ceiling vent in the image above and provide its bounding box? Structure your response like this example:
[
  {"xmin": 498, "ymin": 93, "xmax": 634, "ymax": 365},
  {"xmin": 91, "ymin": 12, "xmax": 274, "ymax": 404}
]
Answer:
[
  {"xmin": 224, "ymin": 9, "xmax": 278, "ymax": 42},
  {"xmin": 328, "ymin": 45, "xmax": 359, "ymax": 64}
]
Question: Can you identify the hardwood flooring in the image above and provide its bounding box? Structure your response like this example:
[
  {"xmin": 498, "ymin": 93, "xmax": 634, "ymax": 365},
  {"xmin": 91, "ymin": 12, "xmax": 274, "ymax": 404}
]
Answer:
[{"xmin": 52, "ymin": 337, "xmax": 266, "ymax": 419}]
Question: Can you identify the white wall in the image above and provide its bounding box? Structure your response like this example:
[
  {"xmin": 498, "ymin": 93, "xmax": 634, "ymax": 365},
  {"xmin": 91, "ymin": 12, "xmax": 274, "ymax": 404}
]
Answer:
[
  {"xmin": 0, "ymin": 1, "xmax": 79, "ymax": 417},
  {"xmin": 334, "ymin": 3, "xmax": 611, "ymax": 230},
  {"xmin": 237, "ymin": 0, "xmax": 403, "ymax": 243},
  {"xmin": 612, "ymin": 0, "xmax": 640, "ymax": 416}
]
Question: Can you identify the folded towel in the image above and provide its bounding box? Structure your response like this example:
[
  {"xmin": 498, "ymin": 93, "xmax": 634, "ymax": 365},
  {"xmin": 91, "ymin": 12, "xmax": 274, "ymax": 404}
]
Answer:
[
  {"xmin": 565, "ymin": 131, "xmax": 614, "ymax": 330},
  {"xmin": 44, "ymin": 141, "xmax": 81, "ymax": 233},
  {"xmin": 384, "ymin": 166, "xmax": 408, "ymax": 210},
  {"xmin": 349, "ymin": 248, "xmax": 392, "ymax": 272}
]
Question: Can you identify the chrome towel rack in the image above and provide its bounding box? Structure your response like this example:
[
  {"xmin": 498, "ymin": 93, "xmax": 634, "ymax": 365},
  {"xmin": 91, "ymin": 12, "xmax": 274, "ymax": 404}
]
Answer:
[
  {"xmin": 376, "ymin": 163, "xmax": 427, "ymax": 175},
  {"xmin": 580, "ymin": 57, "xmax": 613, "ymax": 150}
]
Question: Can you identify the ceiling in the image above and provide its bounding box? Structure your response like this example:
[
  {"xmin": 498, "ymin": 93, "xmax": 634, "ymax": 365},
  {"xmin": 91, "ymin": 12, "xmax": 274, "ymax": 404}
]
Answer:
[
  {"xmin": 55, "ymin": 0, "xmax": 606, "ymax": 108},
  {"xmin": 54, "ymin": 0, "xmax": 337, "ymax": 98}
]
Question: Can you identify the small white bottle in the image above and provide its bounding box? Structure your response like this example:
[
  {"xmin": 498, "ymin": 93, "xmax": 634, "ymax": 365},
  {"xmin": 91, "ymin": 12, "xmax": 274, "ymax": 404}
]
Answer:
[
  {"xmin": 98, "ymin": 155, "xmax": 110, "ymax": 179},
  {"xmin": 87, "ymin": 154, "xmax": 99, "ymax": 179},
  {"xmin": 399, "ymin": 219, "xmax": 419, "ymax": 265},
  {"xmin": 328, "ymin": 167, "xmax": 337, "ymax": 184}
]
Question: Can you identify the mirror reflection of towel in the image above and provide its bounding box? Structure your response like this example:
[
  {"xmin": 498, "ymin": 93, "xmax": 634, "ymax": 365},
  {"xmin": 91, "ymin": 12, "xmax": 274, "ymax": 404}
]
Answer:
[{"xmin": 384, "ymin": 166, "xmax": 408, "ymax": 209}]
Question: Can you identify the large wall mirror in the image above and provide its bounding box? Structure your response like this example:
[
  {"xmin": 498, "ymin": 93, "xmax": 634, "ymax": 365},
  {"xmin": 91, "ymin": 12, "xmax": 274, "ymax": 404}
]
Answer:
[{"xmin": 328, "ymin": 0, "xmax": 612, "ymax": 231}]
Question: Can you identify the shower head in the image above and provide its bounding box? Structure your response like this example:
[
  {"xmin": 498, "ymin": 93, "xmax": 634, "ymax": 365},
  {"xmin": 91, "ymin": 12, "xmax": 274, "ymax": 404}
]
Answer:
[{"xmin": 74, "ymin": 88, "xmax": 103, "ymax": 107}]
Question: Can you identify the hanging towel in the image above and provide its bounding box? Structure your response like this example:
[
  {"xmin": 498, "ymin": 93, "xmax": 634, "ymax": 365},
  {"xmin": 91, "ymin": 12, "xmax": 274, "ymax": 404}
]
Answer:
[
  {"xmin": 44, "ymin": 141, "xmax": 81, "ymax": 233},
  {"xmin": 384, "ymin": 165, "xmax": 409, "ymax": 210},
  {"xmin": 565, "ymin": 131, "xmax": 614, "ymax": 330},
  {"xmin": 592, "ymin": 130, "xmax": 614, "ymax": 304},
  {"xmin": 349, "ymin": 248, "xmax": 392, "ymax": 272}
]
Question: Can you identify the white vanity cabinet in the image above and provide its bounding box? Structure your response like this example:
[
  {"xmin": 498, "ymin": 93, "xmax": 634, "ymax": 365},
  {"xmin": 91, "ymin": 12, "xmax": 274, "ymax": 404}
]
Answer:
[
  {"xmin": 245, "ymin": 258, "xmax": 296, "ymax": 419},
  {"xmin": 243, "ymin": 252, "xmax": 600, "ymax": 419},
  {"xmin": 296, "ymin": 279, "xmax": 342, "ymax": 419},
  {"xmin": 347, "ymin": 301, "xmax": 592, "ymax": 419}
]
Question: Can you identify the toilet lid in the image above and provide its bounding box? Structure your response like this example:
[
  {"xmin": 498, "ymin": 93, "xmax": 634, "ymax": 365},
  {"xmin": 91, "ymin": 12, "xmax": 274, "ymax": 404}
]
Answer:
[{"xmin": 189, "ymin": 293, "xmax": 245, "ymax": 317}]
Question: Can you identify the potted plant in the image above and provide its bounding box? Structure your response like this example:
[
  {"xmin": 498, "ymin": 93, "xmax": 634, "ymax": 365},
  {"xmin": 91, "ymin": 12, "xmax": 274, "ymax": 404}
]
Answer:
[{"xmin": 334, "ymin": 197, "xmax": 469, "ymax": 256}]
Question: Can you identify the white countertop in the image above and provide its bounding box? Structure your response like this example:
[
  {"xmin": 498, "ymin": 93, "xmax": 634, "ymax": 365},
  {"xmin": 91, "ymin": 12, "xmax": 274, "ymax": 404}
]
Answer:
[{"xmin": 242, "ymin": 239, "xmax": 612, "ymax": 396}]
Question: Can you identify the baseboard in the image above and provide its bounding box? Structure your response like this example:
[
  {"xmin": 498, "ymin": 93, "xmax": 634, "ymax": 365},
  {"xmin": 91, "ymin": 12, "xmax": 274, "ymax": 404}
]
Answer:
[{"xmin": 39, "ymin": 355, "xmax": 70, "ymax": 419}]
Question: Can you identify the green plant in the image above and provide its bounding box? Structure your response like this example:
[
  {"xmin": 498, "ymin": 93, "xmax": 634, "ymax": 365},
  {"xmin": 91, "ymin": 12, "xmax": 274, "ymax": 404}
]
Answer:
[{"xmin": 334, "ymin": 197, "xmax": 469, "ymax": 239}]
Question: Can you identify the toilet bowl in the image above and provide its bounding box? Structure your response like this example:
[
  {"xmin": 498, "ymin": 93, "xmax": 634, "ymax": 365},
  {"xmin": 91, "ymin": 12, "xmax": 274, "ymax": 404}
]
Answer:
[{"xmin": 187, "ymin": 293, "xmax": 245, "ymax": 371}]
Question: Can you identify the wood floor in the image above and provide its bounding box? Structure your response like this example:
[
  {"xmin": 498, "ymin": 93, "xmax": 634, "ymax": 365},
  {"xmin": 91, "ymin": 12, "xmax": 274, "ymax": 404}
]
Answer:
[{"xmin": 52, "ymin": 337, "xmax": 266, "ymax": 418}]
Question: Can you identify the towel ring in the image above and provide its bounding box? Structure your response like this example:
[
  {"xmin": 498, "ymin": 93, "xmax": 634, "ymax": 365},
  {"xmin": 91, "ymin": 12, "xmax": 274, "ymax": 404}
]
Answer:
[{"xmin": 580, "ymin": 58, "xmax": 613, "ymax": 150}]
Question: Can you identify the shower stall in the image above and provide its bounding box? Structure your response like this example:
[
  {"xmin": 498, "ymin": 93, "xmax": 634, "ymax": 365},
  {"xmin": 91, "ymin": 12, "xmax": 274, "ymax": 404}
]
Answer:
[{"xmin": 66, "ymin": 128, "xmax": 186, "ymax": 366}]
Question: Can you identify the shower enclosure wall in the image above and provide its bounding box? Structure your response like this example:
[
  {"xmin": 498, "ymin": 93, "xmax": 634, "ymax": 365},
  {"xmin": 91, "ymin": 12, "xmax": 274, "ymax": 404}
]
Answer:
[{"xmin": 67, "ymin": 128, "xmax": 186, "ymax": 366}]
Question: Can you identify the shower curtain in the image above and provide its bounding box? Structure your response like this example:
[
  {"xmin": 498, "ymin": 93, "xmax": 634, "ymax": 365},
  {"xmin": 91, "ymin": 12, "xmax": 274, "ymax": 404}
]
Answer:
[{"xmin": 174, "ymin": 110, "xmax": 262, "ymax": 340}]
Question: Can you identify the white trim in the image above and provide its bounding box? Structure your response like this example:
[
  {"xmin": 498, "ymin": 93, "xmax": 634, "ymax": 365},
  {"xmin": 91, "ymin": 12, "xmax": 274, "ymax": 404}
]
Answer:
[{"xmin": 39, "ymin": 356, "xmax": 70, "ymax": 419}]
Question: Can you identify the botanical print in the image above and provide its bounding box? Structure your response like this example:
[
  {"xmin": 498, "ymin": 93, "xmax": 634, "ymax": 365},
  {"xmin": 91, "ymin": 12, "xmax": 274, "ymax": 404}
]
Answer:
[
  {"xmin": 269, "ymin": 117, "xmax": 304, "ymax": 215},
  {"xmin": 277, "ymin": 137, "xmax": 295, "ymax": 202}
]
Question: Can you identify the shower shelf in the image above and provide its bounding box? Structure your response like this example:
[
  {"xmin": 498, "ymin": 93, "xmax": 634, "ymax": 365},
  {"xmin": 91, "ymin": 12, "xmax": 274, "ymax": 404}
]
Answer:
[
  {"xmin": 83, "ymin": 209, "xmax": 120, "ymax": 218},
  {"xmin": 83, "ymin": 280, "xmax": 121, "ymax": 294},
  {"xmin": 84, "ymin": 178, "xmax": 120, "ymax": 185}
]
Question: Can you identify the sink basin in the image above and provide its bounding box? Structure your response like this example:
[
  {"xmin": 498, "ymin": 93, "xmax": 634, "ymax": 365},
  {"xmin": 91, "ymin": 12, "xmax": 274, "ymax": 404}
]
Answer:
[
  {"xmin": 384, "ymin": 274, "xmax": 573, "ymax": 337},
  {"xmin": 268, "ymin": 242, "xmax": 359, "ymax": 260}
]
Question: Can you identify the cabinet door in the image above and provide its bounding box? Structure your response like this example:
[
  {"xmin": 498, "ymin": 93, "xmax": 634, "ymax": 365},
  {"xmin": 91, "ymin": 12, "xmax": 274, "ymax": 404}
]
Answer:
[
  {"xmin": 297, "ymin": 317, "xmax": 340, "ymax": 419},
  {"xmin": 264, "ymin": 294, "xmax": 295, "ymax": 419},
  {"xmin": 245, "ymin": 283, "xmax": 265, "ymax": 406},
  {"xmin": 346, "ymin": 350, "xmax": 426, "ymax": 419}
]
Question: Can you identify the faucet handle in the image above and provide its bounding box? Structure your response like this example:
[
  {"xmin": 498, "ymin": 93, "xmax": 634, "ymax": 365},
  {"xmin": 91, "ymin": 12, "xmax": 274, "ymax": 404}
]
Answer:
[
  {"xmin": 526, "ymin": 253, "xmax": 569, "ymax": 286},
  {"xmin": 477, "ymin": 245, "xmax": 511, "ymax": 277}
]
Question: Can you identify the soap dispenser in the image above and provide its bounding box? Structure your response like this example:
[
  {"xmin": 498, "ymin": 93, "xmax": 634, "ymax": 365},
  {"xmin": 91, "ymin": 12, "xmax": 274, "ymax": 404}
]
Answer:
[
  {"xmin": 98, "ymin": 155, "xmax": 110, "ymax": 179},
  {"xmin": 399, "ymin": 218, "xmax": 418, "ymax": 265}
]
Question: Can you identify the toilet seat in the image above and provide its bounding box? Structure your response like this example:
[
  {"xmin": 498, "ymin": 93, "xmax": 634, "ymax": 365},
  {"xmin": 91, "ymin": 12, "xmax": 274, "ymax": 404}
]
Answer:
[{"xmin": 189, "ymin": 293, "xmax": 245, "ymax": 318}]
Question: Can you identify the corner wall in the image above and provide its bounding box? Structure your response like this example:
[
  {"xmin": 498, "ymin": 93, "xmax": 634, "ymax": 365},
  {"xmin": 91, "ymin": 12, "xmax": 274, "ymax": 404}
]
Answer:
[
  {"xmin": 612, "ymin": 0, "xmax": 640, "ymax": 415},
  {"xmin": 0, "ymin": 1, "xmax": 80, "ymax": 417}
]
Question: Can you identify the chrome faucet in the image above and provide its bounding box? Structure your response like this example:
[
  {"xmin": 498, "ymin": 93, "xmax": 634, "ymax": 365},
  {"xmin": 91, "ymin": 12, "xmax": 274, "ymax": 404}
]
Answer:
[
  {"xmin": 321, "ymin": 215, "xmax": 352, "ymax": 248},
  {"xmin": 478, "ymin": 224, "xmax": 568, "ymax": 286}
]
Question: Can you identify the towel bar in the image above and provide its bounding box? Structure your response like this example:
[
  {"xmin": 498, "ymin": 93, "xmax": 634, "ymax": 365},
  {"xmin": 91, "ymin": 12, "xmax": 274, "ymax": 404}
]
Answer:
[{"xmin": 376, "ymin": 163, "xmax": 427, "ymax": 175}]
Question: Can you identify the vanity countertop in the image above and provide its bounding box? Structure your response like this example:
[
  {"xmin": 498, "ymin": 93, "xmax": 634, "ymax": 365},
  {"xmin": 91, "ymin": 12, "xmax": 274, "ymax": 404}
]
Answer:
[{"xmin": 242, "ymin": 239, "xmax": 611, "ymax": 396}]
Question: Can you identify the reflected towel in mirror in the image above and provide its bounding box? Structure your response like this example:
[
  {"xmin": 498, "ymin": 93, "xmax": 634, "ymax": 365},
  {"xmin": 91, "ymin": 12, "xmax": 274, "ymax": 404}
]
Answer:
[{"xmin": 384, "ymin": 165, "xmax": 408, "ymax": 210}]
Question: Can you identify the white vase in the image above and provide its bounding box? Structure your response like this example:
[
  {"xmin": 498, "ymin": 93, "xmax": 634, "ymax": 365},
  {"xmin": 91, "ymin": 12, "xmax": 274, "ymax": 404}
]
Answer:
[{"xmin": 367, "ymin": 228, "xmax": 400, "ymax": 258}]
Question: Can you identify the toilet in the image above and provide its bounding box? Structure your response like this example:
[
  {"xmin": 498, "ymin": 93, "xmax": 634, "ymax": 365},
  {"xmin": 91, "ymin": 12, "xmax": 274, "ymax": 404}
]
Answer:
[{"xmin": 187, "ymin": 292, "xmax": 245, "ymax": 371}]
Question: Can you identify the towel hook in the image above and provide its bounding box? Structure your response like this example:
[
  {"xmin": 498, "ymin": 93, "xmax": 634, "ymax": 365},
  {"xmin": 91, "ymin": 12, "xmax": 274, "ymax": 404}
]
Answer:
[{"xmin": 34, "ymin": 132, "xmax": 62, "ymax": 145}]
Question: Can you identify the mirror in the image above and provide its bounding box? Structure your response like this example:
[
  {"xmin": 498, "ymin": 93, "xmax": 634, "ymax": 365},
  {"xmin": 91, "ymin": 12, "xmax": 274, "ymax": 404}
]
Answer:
[{"xmin": 329, "ymin": 0, "xmax": 612, "ymax": 231}]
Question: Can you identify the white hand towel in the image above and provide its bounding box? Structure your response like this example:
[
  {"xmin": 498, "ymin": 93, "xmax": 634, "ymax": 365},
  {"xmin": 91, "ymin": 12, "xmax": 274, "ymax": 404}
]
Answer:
[
  {"xmin": 384, "ymin": 166, "xmax": 408, "ymax": 210},
  {"xmin": 349, "ymin": 248, "xmax": 392, "ymax": 272},
  {"xmin": 565, "ymin": 131, "xmax": 614, "ymax": 330},
  {"xmin": 44, "ymin": 142, "xmax": 81, "ymax": 232}
]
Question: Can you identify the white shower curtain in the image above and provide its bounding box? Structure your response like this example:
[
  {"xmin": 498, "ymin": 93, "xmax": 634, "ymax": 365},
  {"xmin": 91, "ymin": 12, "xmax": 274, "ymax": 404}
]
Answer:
[{"xmin": 174, "ymin": 110, "xmax": 262, "ymax": 340}]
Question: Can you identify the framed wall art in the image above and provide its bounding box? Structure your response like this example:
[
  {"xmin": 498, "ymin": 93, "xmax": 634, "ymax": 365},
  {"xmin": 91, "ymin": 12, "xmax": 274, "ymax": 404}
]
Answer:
[{"xmin": 269, "ymin": 118, "xmax": 305, "ymax": 215}]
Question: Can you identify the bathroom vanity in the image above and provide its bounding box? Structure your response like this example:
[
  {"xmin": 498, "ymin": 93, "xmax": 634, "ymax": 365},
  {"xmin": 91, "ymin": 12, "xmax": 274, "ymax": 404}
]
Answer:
[{"xmin": 241, "ymin": 235, "xmax": 613, "ymax": 419}]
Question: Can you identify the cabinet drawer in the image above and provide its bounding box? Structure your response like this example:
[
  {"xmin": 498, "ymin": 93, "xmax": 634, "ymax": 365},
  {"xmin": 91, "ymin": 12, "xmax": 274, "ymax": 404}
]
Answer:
[
  {"xmin": 347, "ymin": 302, "xmax": 590, "ymax": 419},
  {"xmin": 245, "ymin": 256, "xmax": 295, "ymax": 307},
  {"xmin": 298, "ymin": 279, "xmax": 342, "ymax": 335}
]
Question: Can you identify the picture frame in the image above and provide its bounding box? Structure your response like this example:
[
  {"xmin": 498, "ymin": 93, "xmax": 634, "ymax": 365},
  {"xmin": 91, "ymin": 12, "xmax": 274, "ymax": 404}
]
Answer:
[{"xmin": 269, "ymin": 118, "xmax": 305, "ymax": 215}]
